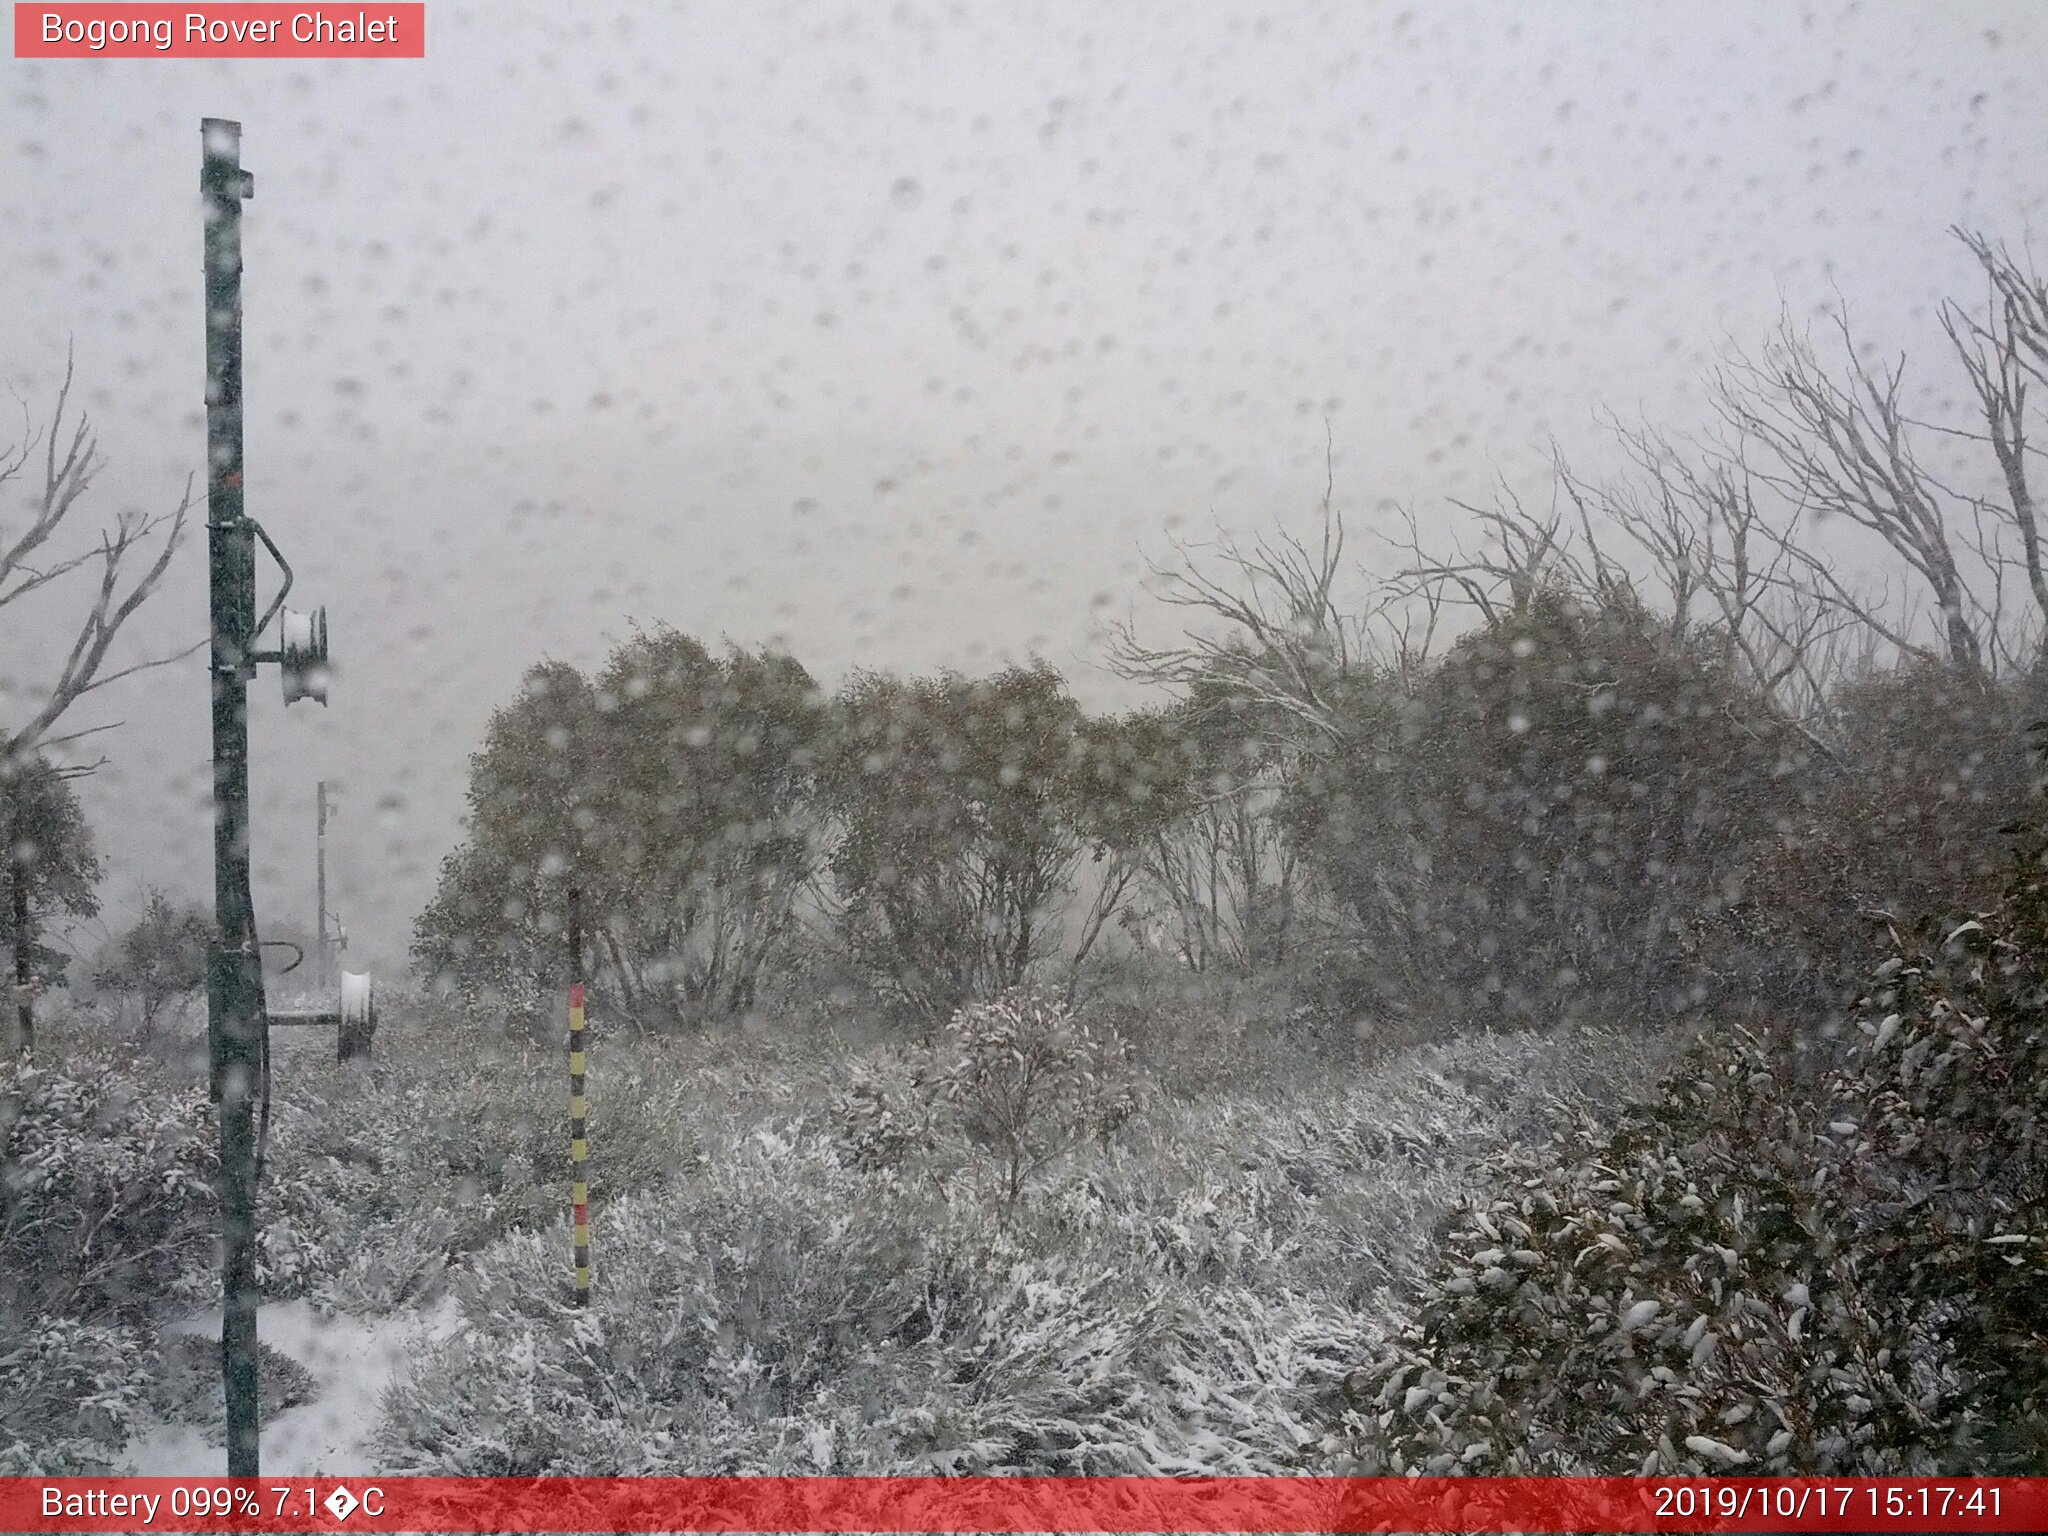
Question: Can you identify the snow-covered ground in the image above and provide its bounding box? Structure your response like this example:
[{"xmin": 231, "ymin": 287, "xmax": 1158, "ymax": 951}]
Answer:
[{"xmin": 123, "ymin": 1299, "xmax": 459, "ymax": 1476}]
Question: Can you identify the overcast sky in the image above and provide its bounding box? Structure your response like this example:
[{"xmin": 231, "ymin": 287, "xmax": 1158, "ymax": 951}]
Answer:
[{"xmin": 3, "ymin": 0, "xmax": 2045, "ymax": 980}]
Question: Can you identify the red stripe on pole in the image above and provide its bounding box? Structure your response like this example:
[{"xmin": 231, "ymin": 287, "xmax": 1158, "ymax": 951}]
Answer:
[
  {"xmin": 573, "ymin": 1202, "xmax": 589, "ymax": 1224},
  {"xmin": 2, "ymin": 1478, "xmax": 2042, "ymax": 1532},
  {"xmin": 569, "ymin": 982, "xmax": 585, "ymax": 1011}
]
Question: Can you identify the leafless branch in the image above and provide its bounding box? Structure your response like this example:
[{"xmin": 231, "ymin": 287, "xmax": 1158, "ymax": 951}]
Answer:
[
  {"xmin": 1943, "ymin": 234, "xmax": 2048, "ymax": 635},
  {"xmin": 1719, "ymin": 309, "xmax": 1987, "ymax": 672},
  {"xmin": 1108, "ymin": 502, "xmax": 1366, "ymax": 745},
  {"xmin": 0, "ymin": 354, "xmax": 195, "ymax": 768}
]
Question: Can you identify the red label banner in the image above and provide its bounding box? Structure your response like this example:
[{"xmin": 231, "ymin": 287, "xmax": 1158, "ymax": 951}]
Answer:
[
  {"xmin": 0, "ymin": 1476, "xmax": 2042, "ymax": 1533},
  {"xmin": 13, "ymin": 4, "xmax": 424, "ymax": 57}
]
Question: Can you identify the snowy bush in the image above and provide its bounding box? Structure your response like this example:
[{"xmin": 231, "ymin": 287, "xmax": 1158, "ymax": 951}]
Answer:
[
  {"xmin": 0, "ymin": 1318, "xmax": 160, "ymax": 1473},
  {"xmin": 1327, "ymin": 815, "xmax": 2048, "ymax": 1476},
  {"xmin": 831, "ymin": 989, "xmax": 1134, "ymax": 1208},
  {"xmin": 930, "ymin": 990, "xmax": 1135, "ymax": 1207},
  {"xmin": 1, "ymin": 1048, "xmax": 217, "ymax": 1323},
  {"xmin": 256, "ymin": 1024, "xmax": 709, "ymax": 1312},
  {"xmin": 1088, "ymin": 989, "xmax": 1262, "ymax": 1100},
  {"xmin": 830, "ymin": 1056, "xmax": 943, "ymax": 1186},
  {"xmin": 0, "ymin": 1048, "xmax": 215, "ymax": 1471},
  {"xmin": 92, "ymin": 890, "xmax": 211, "ymax": 1043},
  {"xmin": 1325, "ymin": 1027, "xmax": 1884, "ymax": 1475},
  {"xmin": 377, "ymin": 1157, "xmax": 1369, "ymax": 1475},
  {"xmin": 1825, "ymin": 804, "xmax": 2048, "ymax": 1470},
  {"xmin": 382, "ymin": 1019, "xmax": 1631, "ymax": 1475}
]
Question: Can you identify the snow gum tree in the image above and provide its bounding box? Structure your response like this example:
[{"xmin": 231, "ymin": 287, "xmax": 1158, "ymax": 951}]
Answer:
[
  {"xmin": 93, "ymin": 889, "xmax": 211, "ymax": 1042},
  {"xmin": 414, "ymin": 628, "xmax": 826, "ymax": 1032},
  {"xmin": 820, "ymin": 664, "xmax": 1099, "ymax": 1022},
  {"xmin": 1298, "ymin": 586, "xmax": 1808, "ymax": 1033},
  {"xmin": 2, "ymin": 756, "xmax": 101, "ymax": 1041}
]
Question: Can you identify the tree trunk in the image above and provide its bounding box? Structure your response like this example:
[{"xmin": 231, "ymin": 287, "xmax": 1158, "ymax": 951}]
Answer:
[{"xmin": 11, "ymin": 839, "xmax": 29, "ymax": 1055}]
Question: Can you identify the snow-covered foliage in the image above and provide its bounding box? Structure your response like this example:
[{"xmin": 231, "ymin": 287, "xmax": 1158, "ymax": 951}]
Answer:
[
  {"xmin": 1, "ymin": 1045, "xmax": 214, "ymax": 1470},
  {"xmin": 252, "ymin": 1016, "xmax": 719, "ymax": 1314},
  {"xmin": 836, "ymin": 989, "xmax": 1135, "ymax": 1207},
  {"xmin": 375, "ymin": 1021, "xmax": 1645, "ymax": 1474},
  {"xmin": 0, "ymin": 981, "xmax": 1657, "ymax": 1476},
  {"xmin": 1326, "ymin": 810, "xmax": 2048, "ymax": 1475},
  {"xmin": 0, "ymin": 1318, "xmax": 162, "ymax": 1473},
  {"xmin": 1, "ymin": 1046, "xmax": 216, "ymax": 1314}
]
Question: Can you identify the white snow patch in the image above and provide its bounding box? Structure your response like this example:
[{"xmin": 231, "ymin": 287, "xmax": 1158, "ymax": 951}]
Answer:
[{"xmin": 123, "ymin": 1299, "xmax": 459, "ymax": 1476}]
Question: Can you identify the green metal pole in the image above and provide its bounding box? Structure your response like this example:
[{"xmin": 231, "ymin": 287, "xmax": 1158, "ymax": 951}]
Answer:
[{"xmin": 202, "ymin": 115, "xmax": 265, "ymax": 1480}]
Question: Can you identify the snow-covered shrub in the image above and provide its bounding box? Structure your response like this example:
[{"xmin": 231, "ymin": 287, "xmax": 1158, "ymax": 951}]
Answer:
[
  {"xmin": 92, "ymin": 890, "xmax": 211, "ymax": 1044},
  {"xmin": 933, "ymin": 989, "xmax": 1134, "ymax": 1206},
  {"xmin": 830, "ymin": 990, "xmax": 1134, "ymax": 1208},
  {"xmin": 1326, "ymin": 1027, "xmax": 1882, "ymax": 1475},
  {"xmin": 381, "ymin": 1015, "xmax": 1627, "ymax": 1476},
  {"xmin": 1, "ymin": 1047, "xmax": 217, "ymax": 1323},
  {"xmin": 1327, "ymin": 824, "xmax": 2048, "ymax": 1477},
  {"xmin": 1823, "ymin": 810, "xmax": 2048, "ymax": 1470},
  {"xmin": 1089, "ymin": 991, "xmax": 1253, "ymax": 1100},
  {"xmin": 1059, "ymin": 1023, "xmax": 1650, "ymax": 1309},
  {"xmin": 0, "ymin": 1048, "xmax": 216, "ymax": 1471},
  {"xmin": 0, "ymin": 1318, "xmax": 160, "ymax": 1473},
  {"xmin": 256, "ymin": 1025, "xmax": 707, "ymax": 1311},
  {"xmin": 829, "ymin": 1054, "xmax": 942, "ymax": 1186},
  {"xmin": 377, "ymin": 1139, "xmax": 1006, "ymax": 1474},
  {"xmin": 376, "ymin": 1149, "xmax": 1371, "ymax": 1476},
  {"xmin": 145, "ymin": 1334, "xmax": 318, "ymax": 1441}
]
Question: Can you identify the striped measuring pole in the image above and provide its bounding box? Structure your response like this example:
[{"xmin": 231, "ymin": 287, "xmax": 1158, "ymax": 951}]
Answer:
[{"xmin": 568, "ymin": 980, "xmax": 591, "ymax": 1304}]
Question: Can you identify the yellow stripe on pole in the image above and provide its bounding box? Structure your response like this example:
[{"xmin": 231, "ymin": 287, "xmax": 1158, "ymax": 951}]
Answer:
[{"xmin": 569, "ymin": 977, "xmax": 592, "ymax": 1303}]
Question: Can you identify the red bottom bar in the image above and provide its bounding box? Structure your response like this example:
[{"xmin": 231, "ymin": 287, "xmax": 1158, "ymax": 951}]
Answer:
[{"xmin": 3, "ymin": 1476, "xmax": 2042, "ymax": 1534}]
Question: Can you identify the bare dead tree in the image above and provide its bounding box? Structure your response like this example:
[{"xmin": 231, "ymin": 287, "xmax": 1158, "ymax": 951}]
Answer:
[
  {"xmin": 1941, "ymin": 234, "xmax": 2048, "ymax": 637},
  {"xmin": 1957, "ymin": 229, "xmax": 2048, "ymax": 388},
  {"xmin": 1107, "ymin": 504, "xmax": 1366, "ymax": 747},
  {"xmin": 1719, "ymin": 310, "xmax": 1994, "ymax": 674},
  {"xmin": 1116, "ymin": 234, "xmax": 2048, "ymax": 789},
  {"xmin": 1605, "ymin": 428, "xmax": 1918, "ymax": 702},
  {"xmin": 0, "ymin": 356, "xmax": 195, "ymax": 771},
  {"xmin": 1380, "ymin": 474, "xmax": 1595, "ymax": 627},
  {"xmin": 1141, "ymin": 780, "xmax": 1301, "ymax": 974}
]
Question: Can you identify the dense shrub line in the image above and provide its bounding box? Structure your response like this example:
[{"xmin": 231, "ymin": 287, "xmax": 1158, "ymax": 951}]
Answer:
[{"xmin": 372, "ymin": 1021, "xmax": 1654, "ymax": 1474}]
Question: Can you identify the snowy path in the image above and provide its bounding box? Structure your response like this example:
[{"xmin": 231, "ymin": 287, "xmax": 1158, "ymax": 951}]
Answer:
[{"xmin": 123, "ymin": 1299, "xmax": 458, "ymax": 1476}]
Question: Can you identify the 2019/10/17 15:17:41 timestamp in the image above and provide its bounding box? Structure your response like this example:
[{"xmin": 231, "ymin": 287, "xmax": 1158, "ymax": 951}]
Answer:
[{"xmin": 1652, "ymin": 1480, "xmax": 2006, "ymax": 1525}]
